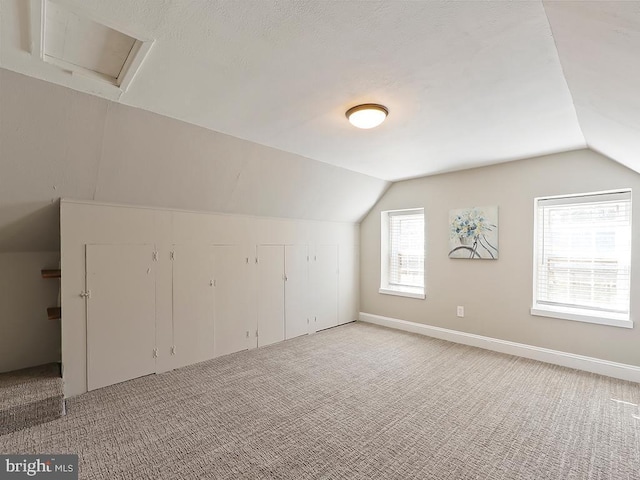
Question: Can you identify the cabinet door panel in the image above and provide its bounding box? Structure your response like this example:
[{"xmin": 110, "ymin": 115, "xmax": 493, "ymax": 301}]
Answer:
[
  {"xmin": 257, "ymin": 245, "xmax": 285, "ymax": 347},
  {"xmin": 285, "ymin": 245, "xmax": 309, "ymax": 339},
  {"xmin": 213, "ymin": 245, "xmax": 250, "ymax": 357},
  {"xmin": 86, "ymin": 244, "xmax": 156, "ymax": 391},
  {"xmin": 313, "ymin": 244, "xmax": 339, "ymax": 332},
  {"xmin": 172, "ymin": 245, "xmax": 214, "ymax": 367},
  {"xmin": 339, "ymin": 245, "xmax": 358, "ymax": 325}
]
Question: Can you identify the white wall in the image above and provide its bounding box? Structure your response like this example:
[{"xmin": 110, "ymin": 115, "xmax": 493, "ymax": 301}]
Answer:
[
  {"xmin": 0, "ymin": 252, "xmax": 61, "ymax": 372},
  {"xmin": 360, "ymin": 149, "xmax": 640, "ymax": 367},
  {"xmin": 61, "ymin": 200, "xmax": 359, "ymax": 397},
  {"xmin": 0, "ymin": 68, "xmax": 389, "ymax": 253}
]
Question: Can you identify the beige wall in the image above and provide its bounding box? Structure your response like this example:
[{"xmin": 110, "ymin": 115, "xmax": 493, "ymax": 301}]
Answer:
[
  {"xmin": 0, "ymin": 252, "xmax": 61, "ymax": 372},
  {"xmin": 360, "ymin": 149, "xmax": 640, "ymax": 367}
]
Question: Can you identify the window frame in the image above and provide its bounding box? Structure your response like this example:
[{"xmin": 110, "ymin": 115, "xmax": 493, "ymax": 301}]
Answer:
[
  {"xmin": 380, "ymin": 208, "xmax": 425, "ymax": 299},
  {"xmin": 531, "ymin": 189, "xmax": 633, "ymax": 329}
]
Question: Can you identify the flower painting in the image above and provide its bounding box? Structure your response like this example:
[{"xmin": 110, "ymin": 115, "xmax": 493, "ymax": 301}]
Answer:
[{"xmin": 448, "ymin": 206, "xmax": 498, "ymax": 259}]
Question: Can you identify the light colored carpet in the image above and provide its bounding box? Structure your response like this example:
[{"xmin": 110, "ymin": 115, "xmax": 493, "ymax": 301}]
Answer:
[
  {"xmin": 0, "ymin": 363, "xmax": 64, "ymax": 435},
  {"xmin": 1, "ymin": 322, "xmax": 639, "ymax": 479}
]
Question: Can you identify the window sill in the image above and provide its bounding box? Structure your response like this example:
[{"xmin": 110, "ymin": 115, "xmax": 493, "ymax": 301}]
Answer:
[
  {"xmin": 379, "ymin": 287, "xmax": 425, "ymax": 300},
  {"xmin": 530, "ymin": 306, "xmax": 632, "ymax": 329}
]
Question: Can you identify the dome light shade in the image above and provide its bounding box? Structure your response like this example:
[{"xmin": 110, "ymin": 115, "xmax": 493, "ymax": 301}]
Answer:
[{"xmin": 346, "ymin": 104, "xmax": 388, "ymax": 129}]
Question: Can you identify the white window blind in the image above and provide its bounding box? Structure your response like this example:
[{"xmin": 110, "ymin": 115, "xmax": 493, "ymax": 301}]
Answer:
[
  {"xmin": 388, "ymin": 210, "xmax": 424, "ymax": 288},
  {"xmin": 533, "ymin": 190, "xmax": 631, "ymax": 323}
]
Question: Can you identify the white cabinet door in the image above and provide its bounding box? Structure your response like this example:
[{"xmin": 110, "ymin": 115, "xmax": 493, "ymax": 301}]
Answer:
[
  {"xmin": 339, "ymin": 245, "xmax": 359, "ymax": 325},
  {"xmin": 213, "ymin": 245, "xmax": 251, "ymax": 357},
  {"xmin": 257, "ymin": 245, "xmax": 285, "ymax": 347},
  {"xmin": 172, "ymin": 245, "xmax": 214, "ymax": 368},
  {"xmin": 313, "ymin": 244, "xmax": 339, "ymax": 332},
  {"xmin": 285, "ymin": 245, "xmax": 309, "ymax": 339},
  {"xmin": 86, "ymin": 244, "xmax": 156, "ymax": 391}
]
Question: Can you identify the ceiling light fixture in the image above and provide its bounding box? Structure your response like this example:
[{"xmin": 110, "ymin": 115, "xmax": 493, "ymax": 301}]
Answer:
[{"xmin": 346, "ymin": 104, "xmax": 388, "ymax": 129}]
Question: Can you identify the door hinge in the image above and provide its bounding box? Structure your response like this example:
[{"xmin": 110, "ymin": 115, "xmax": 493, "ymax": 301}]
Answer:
[
  {"xmin": 283, "ymin": 274, "xmax": 288, "ymax": 281},
  {"xmin": 245, "ymin": 257, "xmax": 249, "ymax": 264},
  {"xmin": 255, "ymin": 330, "xmax": 259, "ymax": 337},
  {"xmin": 170, "ymin": 346, "xmax": 176, "ymax": 356},
  {"xmin": 170, "ymin": 251, "xmax": 175, "ymax": 261},
  {"xmin": 153, "ymin": 251, "xmax": 158, "ymax": 261},
  {"xmin": 255, "ymin": 257, "xmax": 259, "ymax": 264},
  {"xmin": 79, "ymin": 290, "xmax": 91, "ymax": 299},
  {"xmin": 210, "ymin": 279, "xmax": 216, "ymax": 287},
  {"xmin": 153, "ymin": 348, "xmax": 158, "ymax": 358}
]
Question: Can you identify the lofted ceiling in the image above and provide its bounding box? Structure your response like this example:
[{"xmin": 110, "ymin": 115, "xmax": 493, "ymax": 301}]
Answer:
[{"xmin": 1, "ymin": 1, "xmax": 638, "ymax": 182}]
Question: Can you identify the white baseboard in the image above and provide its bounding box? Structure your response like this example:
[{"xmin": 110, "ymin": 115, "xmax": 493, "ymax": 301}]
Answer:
[{"xmin": 359, "ymin": 312, "xmax": 640, "ymax": 384}]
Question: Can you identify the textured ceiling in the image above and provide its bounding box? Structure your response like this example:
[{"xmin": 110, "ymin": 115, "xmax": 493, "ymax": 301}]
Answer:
[
  {"xmin": 5, "ymin": 0, "xmax": 637, "ymax": 181},
  {"xmin": 0, "ymin": 0, "xmax": 639, "ymax": 181},
  {"xmin": 544, "ymin": 1, "xmax": 640, "ymax": 175}
]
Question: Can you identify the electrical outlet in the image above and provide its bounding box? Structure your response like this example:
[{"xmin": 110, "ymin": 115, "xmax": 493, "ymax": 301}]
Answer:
[{"xmin": 456, "ymin": 306, "xmax": 464, "ymax": 317}]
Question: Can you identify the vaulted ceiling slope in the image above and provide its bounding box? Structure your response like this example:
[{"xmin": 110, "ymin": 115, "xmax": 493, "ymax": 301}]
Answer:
[
  {"xmin": 3, "ymin": 1, "xmax": 639, "ymax": 182},
  {"xmin": 0, "ymin": 69, "xmax": 389, "ymax": 251},
  {"xmin": 544, "ymin": 1, "xmax": 640, "ymax": 173}
]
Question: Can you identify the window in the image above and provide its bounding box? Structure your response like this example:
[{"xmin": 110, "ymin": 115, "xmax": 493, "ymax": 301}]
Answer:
[
  {"xmin": 380, "ymin": 208, "xmax": 425, "ymax": 299},
  {"xmin": 532, "ymin": 190, "xmax": 632, "ymax": 328}
]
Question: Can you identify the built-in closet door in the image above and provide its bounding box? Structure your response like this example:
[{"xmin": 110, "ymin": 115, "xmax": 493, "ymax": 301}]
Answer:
[
  {"xmin": 86, "ymin": 244, "xmax": 156, "ymax": 391},
  {"xmin": 213, "ymin": 245, "xmax": 251, "ymax": 356},
  {"xmin": 312, "ymin": 244, "xmax": 339, "ymax": 332},
  {"xmin": 285, "ymin": 245, "xmax": 309, "ymax": 339},
  {"xmin": 257, "ymin": 245, "xmax": 285, "ymax": 347},
  {"xmin": 172, "ymin": 244, "xmax": 215, "ymax": 368},
  {"xmin": 338, "ymin": 245, "xmax": 358, "ymax": 325}
]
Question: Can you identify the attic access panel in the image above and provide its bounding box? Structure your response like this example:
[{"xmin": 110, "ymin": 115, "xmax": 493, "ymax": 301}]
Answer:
[{"xmin": 32, "ymin": 0, "xmax": 153, "ymax": 90}]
